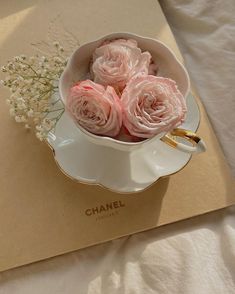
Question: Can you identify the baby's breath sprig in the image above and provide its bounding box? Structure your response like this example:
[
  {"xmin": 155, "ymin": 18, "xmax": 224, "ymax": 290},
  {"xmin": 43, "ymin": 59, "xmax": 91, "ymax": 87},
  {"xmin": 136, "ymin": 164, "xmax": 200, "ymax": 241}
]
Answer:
[{"xmin": 0, "ymin": 42, "xmax": 67, "ymax": 141}]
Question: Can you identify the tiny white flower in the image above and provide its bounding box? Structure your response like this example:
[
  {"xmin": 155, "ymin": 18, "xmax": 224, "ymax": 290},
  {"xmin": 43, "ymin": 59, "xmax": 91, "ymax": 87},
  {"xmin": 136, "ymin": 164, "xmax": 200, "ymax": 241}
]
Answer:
[
  {"xmin": 41, "ymin": 56, "xmax": 48, "ymax": 62},
  {"xmin": 21, "ymin": 65, "xmax": 27, "ymax": 71},
  {"xmin": 1, "ymin": 66, "xmax": 7, "ymax": 72},
  {"xmin": 13, "ymin": 56, "xmax": 20, "ymax": 62},
  {"xmin": 17, "ymin": 76, "xmax": 24, "ymax": 82},
  {"xmin": 34, "ymin": 94, "xmax": 40, "ymax": 100},
  {"xmin": 25, "ymin": 88, "xmax": 32, "ymax": 94},
  {"xmin": 6, "ymin": 99, "xmax": 11, "ymax": 106},
  {"xmin": 25, "ymin": 124, "xmax": 31, "ymax": 129},
  {"xmin": 36, "ymin": 69, "xmax": 42, "ymax": 75},
  {"xmin": 42, "ymin": 118, "xmax": 54, "ymax": 131},
  {"xmin": 20, "ymin": 54, "xmax": 26, "ymax": 60},
  {"xmin": 36, "ymin": 131, "xmax": 44, "ymax": 141},
  {"xmin": 10, "ymin": 93, "xmax": 17, "ymax": 100},
  {"xmin": 10, "ymin": 87, "xmax": 16, "ymax": 93},
  {"xmin": 23, "ymin": 79, "xmax": 30, "ymax": 85},
  {"xmin": 18, "ymin": 103, "xmax": 27, "ymax": 110},
  {"xmin": 27, "ymin": 109, "xmax": 34, "ymax": 117},
  {"xmin": 19, "ymin": 89, "xmax": 26, "ymax": 95},
  {"xmin": 37, "ymin": 84, "xmax": 45, "ymax": 91},
  {"xmin": 36, "ymin": 125, "xmax": 43, "ymax": 131},
  {"xmin": 16, "ymin": 97, "xmax": 24, "ymax": 103},
  {"xmin": 15, "ymin": 115, "xmax": 22, "ymax": 122},
  {"xmin": 41, "ymin": 69, "xmax": 48, "ymax": 75},
  {"xmin": 21, "ymin": 115, "xmax": 27, "ymax": 122},
  {"xmin": 18, "ymin": 98, "xmax": 25, "ymax": 104},
  {"xmin": 53, "ymin": 56, "xmax": 62, "ymax": 63},
  {"xmin": 12, "ymin": 80, "xmax": 19, "ymax": 87},
  {"xmin": 29, "ymin": 56, "xmax": 35, "ymax": 64},
  {"xmin": 0, "ymin": 80, "xmax": 6, "ymax": 86},
  {"xmin": 7, "ymin": 62, "xmax": 14, "ymax": 70},
  {"xmin": 36, "ymin": 132, "xmax": 42, "ymax": 140}
]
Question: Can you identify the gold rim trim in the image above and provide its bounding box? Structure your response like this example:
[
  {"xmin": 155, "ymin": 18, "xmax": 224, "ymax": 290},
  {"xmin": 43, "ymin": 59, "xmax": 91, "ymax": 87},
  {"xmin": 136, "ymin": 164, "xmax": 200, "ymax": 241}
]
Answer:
[
  {"xmin": 45, "ymin": 94, "xmax": 201, "ymax": 194},
  {"xmin": 161, "ymin": 128, "xmax": 202, "ymax": 149},
  {"xmin": 170, "ymin": 128, "xmax": 201, "ymax": 144}
]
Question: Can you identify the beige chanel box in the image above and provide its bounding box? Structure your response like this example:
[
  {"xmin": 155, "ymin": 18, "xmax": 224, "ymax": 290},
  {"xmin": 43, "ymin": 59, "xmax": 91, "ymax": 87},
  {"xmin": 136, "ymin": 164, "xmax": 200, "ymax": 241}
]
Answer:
[{"xmin": 0, "ymin": 0, "xmax": 234, "ymax": 272}]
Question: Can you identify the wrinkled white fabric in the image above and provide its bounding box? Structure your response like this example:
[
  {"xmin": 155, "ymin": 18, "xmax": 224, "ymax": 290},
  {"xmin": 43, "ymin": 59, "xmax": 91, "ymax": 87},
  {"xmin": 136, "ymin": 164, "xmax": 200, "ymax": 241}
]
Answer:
[
  {"xmin": 160, "ymin": 0, "xmax": 235, "ymax": 175},
  {"xmin": 0, "ymin": 1, "xmax": 234, "ymax": 293},
  {"xmin": 0, "ymin": 208, "xmax": 235, "ymax": 294}
]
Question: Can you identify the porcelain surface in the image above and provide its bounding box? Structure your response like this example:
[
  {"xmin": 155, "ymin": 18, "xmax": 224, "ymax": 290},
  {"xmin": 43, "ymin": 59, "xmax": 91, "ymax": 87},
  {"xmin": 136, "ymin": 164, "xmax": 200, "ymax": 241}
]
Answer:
[{"xmin": 47, "ymin": 93, "xmax": 199, "ymax": 193}]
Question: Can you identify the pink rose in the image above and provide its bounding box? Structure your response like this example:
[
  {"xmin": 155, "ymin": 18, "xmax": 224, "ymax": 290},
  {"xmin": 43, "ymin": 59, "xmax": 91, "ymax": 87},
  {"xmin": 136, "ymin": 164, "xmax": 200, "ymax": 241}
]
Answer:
[
  {"xmin": 91, "ymin": 39, "xmax": 152, "ymax": 93},
  {"xmin": 121, "ymin": 75, "xmax": 187, "ymax": 138},
  {"xmin": 67, "ymin": 80, "xmax": 122, "ymax": 137}
]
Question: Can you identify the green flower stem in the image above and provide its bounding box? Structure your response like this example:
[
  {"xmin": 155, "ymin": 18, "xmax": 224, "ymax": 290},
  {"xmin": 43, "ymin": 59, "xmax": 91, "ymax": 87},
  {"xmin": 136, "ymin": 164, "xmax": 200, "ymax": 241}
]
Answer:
[
  {"xmin": 19, "ymin": 60, "xmax": 39, "ymax": 77},
  {"xmin": 43, "ymin": 108, "xmax": 64, "ymax": 114},
  {"xmin": 51, "ymin": 98, "xmax": 61, "ymax": 106},
  {"xmin": 46, "ymin": 109, "xmax": 65, "ymax": 133},
  {"xmin": 37, "ymin": 88, "xmax": 54, "ymax": 100}
]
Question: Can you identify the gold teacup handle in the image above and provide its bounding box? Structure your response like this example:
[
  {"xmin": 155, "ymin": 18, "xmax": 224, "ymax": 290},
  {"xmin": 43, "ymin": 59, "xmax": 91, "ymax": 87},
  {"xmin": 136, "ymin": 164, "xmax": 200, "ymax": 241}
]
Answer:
[{"xmin": 161, "ymin": 128, "xmax": 206, "ymax": 153}]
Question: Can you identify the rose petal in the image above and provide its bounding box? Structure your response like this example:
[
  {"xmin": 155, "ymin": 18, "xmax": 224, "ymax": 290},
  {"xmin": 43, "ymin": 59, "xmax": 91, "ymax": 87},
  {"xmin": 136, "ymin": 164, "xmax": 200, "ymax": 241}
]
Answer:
[
  {"xmin": 66, "ymin": 80, "xmax": 122, "ymax": 137},
  {"xmin": 121, "ymin": 75, "xmax": 187, "ymax": 138},
  {"xmin": 91, "ymin": 39, "xmax": 153, "ymax": 93}
]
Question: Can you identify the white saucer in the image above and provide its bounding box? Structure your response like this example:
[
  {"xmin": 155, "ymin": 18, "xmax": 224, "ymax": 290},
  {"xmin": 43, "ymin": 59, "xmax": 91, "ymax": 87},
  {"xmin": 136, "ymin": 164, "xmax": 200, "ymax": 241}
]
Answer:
[{"xmin": 47, "ymin": 93, "xmax": 200, "ymax": 193}]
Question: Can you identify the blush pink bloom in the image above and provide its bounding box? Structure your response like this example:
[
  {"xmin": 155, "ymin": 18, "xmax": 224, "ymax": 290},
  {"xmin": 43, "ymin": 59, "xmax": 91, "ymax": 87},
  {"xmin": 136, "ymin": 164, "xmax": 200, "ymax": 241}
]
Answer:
[
  {"xmin": 91, "ymin": 39, "xmax": 152, "ymax": 93},
  {"xmin": 67, "ymin": 80, "xmax": 122, "ymax": 137},
  {"xmin": 121, "ymin": 75, "xmax": 187, "ymax": 138}
]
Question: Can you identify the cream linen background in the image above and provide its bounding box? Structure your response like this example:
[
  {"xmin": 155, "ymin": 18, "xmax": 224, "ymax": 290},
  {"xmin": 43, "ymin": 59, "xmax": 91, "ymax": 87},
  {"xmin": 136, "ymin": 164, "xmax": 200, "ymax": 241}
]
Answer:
[{"xmin": 0, "ymin": 1, "xmax": 235, "ymax": 293}]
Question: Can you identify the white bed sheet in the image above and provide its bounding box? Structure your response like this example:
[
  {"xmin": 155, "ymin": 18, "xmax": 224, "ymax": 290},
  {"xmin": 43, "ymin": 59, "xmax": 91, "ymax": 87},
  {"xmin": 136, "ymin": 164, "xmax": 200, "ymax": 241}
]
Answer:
[{"xmin": 0, "ymin": 1, "xmax": 234, "ymax": 293}]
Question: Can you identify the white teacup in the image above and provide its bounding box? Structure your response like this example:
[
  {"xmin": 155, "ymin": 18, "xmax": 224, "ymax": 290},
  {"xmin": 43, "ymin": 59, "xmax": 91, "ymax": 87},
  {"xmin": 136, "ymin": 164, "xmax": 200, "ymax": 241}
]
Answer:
[{"xmin": 59, "ymin": 32, "xmax": 206, "ymax": 153}]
